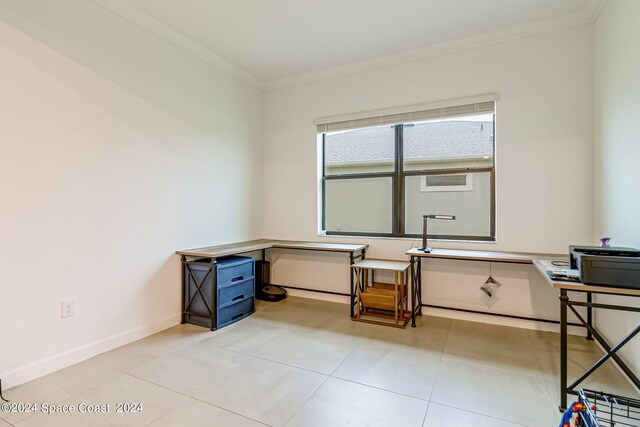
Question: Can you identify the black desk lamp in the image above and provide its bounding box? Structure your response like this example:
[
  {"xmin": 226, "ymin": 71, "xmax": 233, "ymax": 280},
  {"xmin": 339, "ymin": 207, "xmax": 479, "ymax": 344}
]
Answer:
[{"xmin": 419, "ymin": 214, "xmax": 456, "ymax": 253}]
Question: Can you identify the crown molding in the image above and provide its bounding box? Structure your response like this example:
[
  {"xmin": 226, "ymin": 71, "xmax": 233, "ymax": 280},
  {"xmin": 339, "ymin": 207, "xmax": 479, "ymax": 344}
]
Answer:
[
  {"xmin": 265, "ymin": 0, "xmax": 607, "ymax": 91},
  {"xmin": 93, "ymin": 0, "xmax": 265, "ymax": 90},
  {"xmin": 92, "ymin": 0, "xmax": 606, "ymax": 93},
  {"xmin": 585, "ymin": 0, "xmax": 608, "ymax": 21}
]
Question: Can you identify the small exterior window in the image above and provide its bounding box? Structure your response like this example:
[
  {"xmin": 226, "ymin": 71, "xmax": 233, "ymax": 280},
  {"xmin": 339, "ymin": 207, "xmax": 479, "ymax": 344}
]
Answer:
[{"xmin": 421, "ymin": 174, "xmax": 473, "ymax": 192}]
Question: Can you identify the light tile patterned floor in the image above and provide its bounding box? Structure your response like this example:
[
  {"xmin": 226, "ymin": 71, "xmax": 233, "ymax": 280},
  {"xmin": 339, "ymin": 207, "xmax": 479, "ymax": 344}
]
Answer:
[{"xmin": 2, "ymin": 297, "xmax": 638, "ymax": 426}]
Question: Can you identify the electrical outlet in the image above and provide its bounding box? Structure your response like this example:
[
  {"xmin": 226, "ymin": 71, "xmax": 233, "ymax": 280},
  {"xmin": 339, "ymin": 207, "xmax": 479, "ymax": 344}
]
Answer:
[{"xmin": 61, "ymin": 301, "xmax": 75, "ymax": 318}]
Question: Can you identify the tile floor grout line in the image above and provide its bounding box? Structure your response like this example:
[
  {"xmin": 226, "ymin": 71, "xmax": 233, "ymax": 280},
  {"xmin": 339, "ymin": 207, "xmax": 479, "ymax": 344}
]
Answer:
[
  {"xmin": 326, "ymin": 376, "xmax": 430, "ymax": 403},
  {"xmin": 146, "ymin": 323, "xmax": 560, "ymax": 425},
  {"xmin": 118, "ymin": 370, "xmax": 270, "ymax": 427},
  {"xmin": 144, "ymin": 404, "xmax": 179, "ymax": 427},
  {"xmin": 327, "ymin": 340, "xmax": 360, "ymax": 378},
  {"xmin": 177, "ymin": 399, "xmax": 271, "ymax": 427},
  {"xmin": 0, "ymin": 362, "xmax": 133, "ymax": 426},
  {"xmin": 280, "ymin": 375, "xmax": 331, "ymax": 427},
  {"xmin": 0, "ymin": 412, "xmax": 30, "ymax": 426},
  {"xmin": 525, "ymin": 329, "xmax": 549, "ymax": 380},
  {"xmin": 438, "ymin": 356, "xmax": 549, "ymax": 380},
  {"xmin": 10, "ymin": 297, "xmax": 629, "ymax": 426},
  {"xmin": 112, "ymin": 328, "xmax": 332, "ymax": 380},
  {"xmin": 436, "ymin": 316, "xmax": 454, "ymax": 366},
  {"xmin": 525, "ymin": 329, "xmax": 562, "ymax": 405},
  {"xmin": 427, "ymin": 401, "xmax": 530, "ymax": 427},
  {"xmin": 421, "ymin": 400, "xmax": 431, "ymax": 427},
  {"xmin": 436, "ymin": 324, "xmax": 549, "ymax": 381},
  {"xmin": 434, "ymin": 355, "xmax": 546, "ymax": 381},
  {"xmin": 426, "ymin": 317, "xmax": 454, "ymax": 403},
  {"xmin": 325, "ymin": 333, "xmax": 446, "ymax": 402},
  {"xmin": 143, "ymin": 398, "xmax": 271, "ymax": 427},
  {"xmin": 199, "ymin": 341, "xmax": 340, "ymax": 377},
  {"xmin": 203, "ymin": 320, "xmax": 448, "ymax": 402}
]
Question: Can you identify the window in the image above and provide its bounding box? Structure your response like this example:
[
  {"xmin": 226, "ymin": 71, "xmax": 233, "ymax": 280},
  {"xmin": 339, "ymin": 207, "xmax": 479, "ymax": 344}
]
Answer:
[
  {"xmin": 420, "ymin": 174, "xmax": 473, "ymax": 192},
  {"xmin": 319, "ymin": 99, "xmax": 495, "ymax": 241}
]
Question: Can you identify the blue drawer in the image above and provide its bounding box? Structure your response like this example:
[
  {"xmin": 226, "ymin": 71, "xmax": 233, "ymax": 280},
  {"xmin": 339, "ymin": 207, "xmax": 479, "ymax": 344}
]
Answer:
[
  {"xmin": 218, "ymin": 278, "xmax": 255, "ymax": 306},
  {"xmin": 217, "ymin": 296, "xmax": 254, "ymax": 328},
  {"xmin": 216, "ymin": 257, "xmax": 255, "ymax": 286}
]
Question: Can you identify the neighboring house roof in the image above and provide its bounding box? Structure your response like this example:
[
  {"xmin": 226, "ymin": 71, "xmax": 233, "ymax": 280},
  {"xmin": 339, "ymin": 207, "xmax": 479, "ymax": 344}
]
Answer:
[{"xmin": 326, "ymin": 121, "xmax": 493, "ymax": 164}]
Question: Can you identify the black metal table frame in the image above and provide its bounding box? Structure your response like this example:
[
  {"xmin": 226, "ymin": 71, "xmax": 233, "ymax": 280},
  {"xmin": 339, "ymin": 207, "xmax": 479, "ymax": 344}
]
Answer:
[
  {"xmin": 407, "ymin": 254, "xmax": 640, "ymax": 410},
  {"xmin": 267, "ymin": 246, "xmax": 366, "ymax": 317},
  {"xmin": 181, "ymin": 247, "xmax": 367, "ymax": 330},
  {"xmin": 409, "ymin": 256, "xmax": 423, "ymax": 327},
  {"xmin": 408, "ymin": 255, "xmax": 591, "ymax": 329},
  {"xmin": 181, "ymin": 256, "xmax": 219, "ymax": 330},
  {"xmin": 559, "ymin": 288, "xmax": 640, "ymax": 410}
]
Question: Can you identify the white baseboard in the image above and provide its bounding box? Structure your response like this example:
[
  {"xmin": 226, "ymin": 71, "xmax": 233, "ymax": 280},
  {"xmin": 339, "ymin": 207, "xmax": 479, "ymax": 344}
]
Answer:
[
  {"xmin": 1, "ymin": 314, "xmax": 181, "ymax": 391},
  {"xmin": 285, "ymin": 288, "xmax": 350, "ymax": 305}
]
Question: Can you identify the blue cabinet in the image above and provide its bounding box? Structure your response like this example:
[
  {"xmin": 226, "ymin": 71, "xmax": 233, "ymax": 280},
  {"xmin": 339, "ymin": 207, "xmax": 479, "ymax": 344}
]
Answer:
[
  {"xmin": 215, "ymin": 256, "xmax": 255, "ymax": 328},
  {"xmin": 218, "ymin": 278, "xmax": 255, "ymax": 306},
  {"xmin": 181, "ymin": 256, "xmax": 255, "ymax": 330},
  {"xmin": 217, "ymin": 257, "xmax": 255, "ymax": 285}
]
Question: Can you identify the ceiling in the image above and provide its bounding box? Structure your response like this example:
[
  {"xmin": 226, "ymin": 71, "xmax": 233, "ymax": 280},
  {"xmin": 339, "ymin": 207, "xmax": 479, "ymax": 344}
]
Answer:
[{"xmin": 96, "ymin": 0, "xmax": 604, "ymax": 88}]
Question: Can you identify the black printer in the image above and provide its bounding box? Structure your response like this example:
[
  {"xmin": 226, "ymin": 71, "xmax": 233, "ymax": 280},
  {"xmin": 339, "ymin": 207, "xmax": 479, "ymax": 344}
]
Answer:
[{"xmin": 569, "ymin": 246, "xmax": 640, "ymax": 289}]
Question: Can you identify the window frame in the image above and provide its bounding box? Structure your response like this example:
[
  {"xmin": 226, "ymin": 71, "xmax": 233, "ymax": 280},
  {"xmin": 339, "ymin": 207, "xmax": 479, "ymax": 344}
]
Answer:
[{"xmin": 321, "ymin": 116, "xmax": 496, "ymax": 242}]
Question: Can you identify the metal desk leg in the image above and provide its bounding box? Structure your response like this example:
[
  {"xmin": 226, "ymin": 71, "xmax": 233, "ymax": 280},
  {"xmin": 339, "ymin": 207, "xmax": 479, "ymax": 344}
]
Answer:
[
  {"xmin": 560, "ymin": 289, "xmax": 568, "ymax": 411},
  {"xmin": 211, "ymin": 258, "xmax": 218, "ymax": 331},
  {"xmin": 410, "ymin": 256, "xmax": 421, "ymax": 327},
  {"xmin": 417, "ymin": 257, "xmax": 422, "ymax": 316},
  {"xmin": 586, "ymin": 292, "xmax": 593, "ymax": 340},
  {"xmin": 183, "ymin": 260, "xmax": 214, "ymax": 329},
  {"xmin": 410, "ymin": 256, "xmax": 416, "ymax": 327},
  {"xmin": 566, "ymin": 302, "xmax": 640, "ymax": 391},
  {"xmin": 350, "ymin": 253, "xmax": 355, "ymax": 318},
  {"xmin": 180, "ymin": 255, "xmax": 187, "ymax": 324}
]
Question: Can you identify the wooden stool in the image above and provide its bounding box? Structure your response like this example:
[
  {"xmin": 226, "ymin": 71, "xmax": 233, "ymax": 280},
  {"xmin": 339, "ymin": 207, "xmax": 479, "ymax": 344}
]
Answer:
[{"xmin": 351, "ymin": 259, "xmax": 410, "ymax": 328}]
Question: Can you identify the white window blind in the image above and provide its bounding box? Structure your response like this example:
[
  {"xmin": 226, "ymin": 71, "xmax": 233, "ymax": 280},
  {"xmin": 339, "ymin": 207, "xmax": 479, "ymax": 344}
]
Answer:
[{"xmin": 316, "ymin": 94, "xmax": 497, "ymax": 133}]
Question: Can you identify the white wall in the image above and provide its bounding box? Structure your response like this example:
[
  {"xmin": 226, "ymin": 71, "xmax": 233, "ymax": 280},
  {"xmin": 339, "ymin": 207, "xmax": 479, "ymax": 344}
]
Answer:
[
  {"xmin": 594, "ymin": 0, "xmax": 640, "ymax": 376},
  {"xmin": 0, "ymin": 0, "xmax": 262, "ymax": 388},
  {"xmin": 263, "ymin": 25, "xmax": 595, "ymax": 326}
]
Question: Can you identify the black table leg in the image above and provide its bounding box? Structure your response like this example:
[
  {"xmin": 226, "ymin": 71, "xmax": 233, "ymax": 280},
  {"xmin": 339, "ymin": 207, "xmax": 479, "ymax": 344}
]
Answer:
[
  {"xmin": 417, "ymin": 257, "xmax": 422, "ymax": 316},
  {"xmin": 180, "ymin": 255, "xmax": 187, "ymax": 324},
  {"xmin": 349, "ymin": 253, "xmax": 355, "ymax": 318},
  {"xmin": 410, "ymin": 256, "xmax": 422, "ymax": 327},
  {"xmin": 566, "ymin": 302, "xmax": 640, "ymax": 391},
  {"xmin": 560, "ymin": 289, "xmax": 568, "ymax": 411},
  {"xmin": 211, "ymin": 258, "xmax": 217, "ymax": 331},
  {"xmin": 410, "ymin": 256, "xmax": 416, "ymax": 327},
  {"xmin": 586, "ymin": 292, "xmax": 593, "ymax": 340}
]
